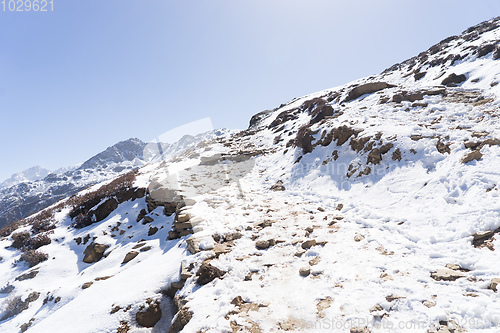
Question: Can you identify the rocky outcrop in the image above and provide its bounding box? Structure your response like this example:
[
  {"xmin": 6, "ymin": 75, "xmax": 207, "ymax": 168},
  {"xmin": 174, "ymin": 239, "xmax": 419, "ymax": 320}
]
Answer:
[{"xmin": 343, "ymin": 82, "xmax": 396, "ymax": 103}]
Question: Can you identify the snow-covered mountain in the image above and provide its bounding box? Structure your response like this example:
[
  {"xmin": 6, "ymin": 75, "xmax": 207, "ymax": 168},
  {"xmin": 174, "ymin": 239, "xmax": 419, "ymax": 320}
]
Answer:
[
  {"xmin": 0, "ymin": 133, "xmax": 227, "ymax": 232},
  {"xmin": 1, "ymin": 17, "xmax": 500, "ymax": 333},
  {"xmin": 0, "ymin": 166, "xmax": 51, "ymax": 190}
]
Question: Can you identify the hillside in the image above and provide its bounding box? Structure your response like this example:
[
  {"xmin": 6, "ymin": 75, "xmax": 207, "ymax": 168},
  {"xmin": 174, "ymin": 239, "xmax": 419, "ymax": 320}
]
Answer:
[{"xmin": 1, "ymin": 17, "xmax": 500, "ymax": 333}]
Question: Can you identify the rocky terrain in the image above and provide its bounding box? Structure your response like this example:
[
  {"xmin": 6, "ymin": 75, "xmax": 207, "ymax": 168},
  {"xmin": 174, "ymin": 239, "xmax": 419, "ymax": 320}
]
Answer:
[{"xmin": 0, "ymin": 17, "xmax": 500, "ymax": 333}]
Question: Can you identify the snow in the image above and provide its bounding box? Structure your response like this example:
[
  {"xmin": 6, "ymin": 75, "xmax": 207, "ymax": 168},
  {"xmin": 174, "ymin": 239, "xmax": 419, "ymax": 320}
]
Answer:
[{"xmin": 1, "ymin": 17, "xmax": 500, "ymax": 333}]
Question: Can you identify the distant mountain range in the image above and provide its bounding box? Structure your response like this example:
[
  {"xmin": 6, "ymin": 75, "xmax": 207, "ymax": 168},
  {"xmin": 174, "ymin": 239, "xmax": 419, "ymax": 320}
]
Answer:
[{"xmin": 0, "ymin": 131, "xmax": 229, "ymax": 230}]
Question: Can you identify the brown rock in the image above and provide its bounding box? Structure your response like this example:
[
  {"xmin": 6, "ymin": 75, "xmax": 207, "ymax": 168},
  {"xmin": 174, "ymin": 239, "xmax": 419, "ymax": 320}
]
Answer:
[
  {"xmin": 255, "ymin": 240, "xmax": 271, "ymax": 250},
  {"xmin": 81, "ymin": 282, "xmax": 93, "ymax": 289},
  {"xmin": 270, "ymin": 180, "xmax": 285, "ymax": 191},
  {"xmin": 136, "ymin": 301, "xmax": 162, "ymax": 328},
  {"xmin": 343, "ymin": 82, "xmax": 396, "ymax": 103},
  {"xmin": 169, "ymin": 307, "xmax": 192, "ymax": 333},
  {"xmin": 83, "ymin": 243, "xmax": 109, "ymax": 263},
  {"xmin": 148, "ymin": 227, "xmax": 158, "ymax": 236},
  {"xmin": 461, "ymin": 150, "xmax": 482, "ymax": 163},
  {"xmin": 122, "ymin": 251, "xmax": 139, "ymax": 264},
  {"xmin": 367, "ymin": 148, "xmax": 382, "ymax": 164},
  {"xmin": 301, "ymin": 239, "xmax": 317, "ymax": 249},
  {"xmin": 299, "ymin": 267, "xmax": 311, "ymax": 277},
  {"xmin": 196, "ymin": 262, "xmax": 226, "ymax": 285}
]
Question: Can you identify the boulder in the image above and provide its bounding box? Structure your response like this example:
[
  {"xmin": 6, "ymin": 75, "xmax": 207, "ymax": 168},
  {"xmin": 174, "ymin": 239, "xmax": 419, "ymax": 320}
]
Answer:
[
  {"xmin": 83, "ymin": 243, "xmax": 109, "ymax": 263},
  {"xmin": 93, "ymin": 198, "xmax": 119, "ymax": 222},
  {"xmin": 196, "ymin": 262, "xmax": 226, "ymax": 285},
  {"xmin": 136, "ymin": 301, "xmax": 162, "ymax": 328},
  {"xmin": 255, "ymin": 240, "xmax": 271, "ymax": 250},
  {"xmin": 461, "ymin": 150, "xmax": 482, "ymax": 163},
  {"xmin": 122, "ymin": 251, "xmax": 139, "ymax": 264},
  {"xmin": 168, "ymin": 307, "xmax": 193, "ymax": 333},
  {"xmin": 343, "ymin": 82, "xmax": 396, "ymax": 103},
  {"xmin": 301, "ymin": 239, "xmax": 317, "ymax": 249},
  {"xmin": 441, "ymin": 73, "xmax": 467, "ymax": 86},
  {"xmin": 299, "ymin": 267, "xmax": 311, "ymax": 277},
  {"xmin": 367, "ymin": 148, "xmax": 382, "ymax": 164}
]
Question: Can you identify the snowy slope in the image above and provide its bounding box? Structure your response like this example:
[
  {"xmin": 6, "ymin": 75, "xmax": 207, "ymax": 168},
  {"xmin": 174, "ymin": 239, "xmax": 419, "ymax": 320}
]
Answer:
[{"xmin": 1, "ymin": 17, "xmax": 500, "ymax": 333}]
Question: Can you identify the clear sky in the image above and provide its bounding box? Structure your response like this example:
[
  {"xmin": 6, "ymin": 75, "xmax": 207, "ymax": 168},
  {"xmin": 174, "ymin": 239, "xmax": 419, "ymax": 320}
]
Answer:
[{"xmin": 0, "ymin": 0, "xmax": 499, "ymax": 181}]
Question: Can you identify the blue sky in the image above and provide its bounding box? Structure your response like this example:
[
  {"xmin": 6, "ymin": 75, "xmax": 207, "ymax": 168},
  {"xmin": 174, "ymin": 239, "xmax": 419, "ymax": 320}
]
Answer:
[{"xmin": 0, "ymin": 0, "xmax": 499, "ymax": 180}]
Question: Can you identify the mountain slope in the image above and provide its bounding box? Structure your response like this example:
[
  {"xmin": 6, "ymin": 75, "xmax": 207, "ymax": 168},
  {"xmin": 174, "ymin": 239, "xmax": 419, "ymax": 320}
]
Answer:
[{"xmin": 1, "ymin": 17, "xmax": 500, "ymax": 333}]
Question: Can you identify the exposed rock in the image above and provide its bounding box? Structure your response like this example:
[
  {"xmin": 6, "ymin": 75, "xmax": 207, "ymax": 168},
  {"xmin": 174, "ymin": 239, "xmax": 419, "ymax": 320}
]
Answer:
[
  {"xmin": 367, "ymin": 148, "xmax": 382, "ymax": 164},
  {"xmin": 436, "ymin": 140, "xmax": 451, "ymax": 154},
  {"xmin": 441, "ymin": 73, "xmax": 467, "ymax": 86},
  {"xmin": 301, "ymin": 239, "xmax": 317, "ymax": 249},
  {"xmin": 489, "ymin": 278, "xmax": 500, "ymax": 292},
  {"xmin": 295, "ymin": 126, "xmax": 315, "ymax": 154},
  {"xmin": 343, "ymin": 82, "xmax": 396, "ymax": 103},
  {"xmin": 136, "ymin": 208, "xmax": 147, "ymax": 222},
  {"xmin": 392, "ymin": 148, "xmax": 402, "ymax": 161},
  {"xmin": 177, "ymin": 213, "xmax": 190, "ymax": 223},
  {"xmin": 231, "ymin": 296, "xmax": 245, "ymax": 306},
  {"xmin": 423, "ymin": 300, "xmax": 436, "ymax": 308},
  {"xmin": 83, "ymin": 243, "xmax": 109, "ymax": 263},
  {"xmin": 299, "ymin": 266, "xmax": 311, "ymax": 277},
  {"xmin": 461, "ymin": 150, "xmax": 482, "ymax": 163},
  {"xmin": 142, "ymin": 216, "xmax": 154, "ymax": 224},
  {"xmin": 81, "ymin": 282, "xmax": 93, "ymax": 289},
  {"xmin": 15, "ymin": 270, "xmax": 39, "ymax": 281},
  {"xmin": 386, "ymin": 294, "xmax": 405, "ymax": 302},
  {"xmin": 122, "ymin": 251, "xmax": 139, "ymax": 264},
  {"xmin": 224, "ymin": 232, "xmax": 243, "ymax": 242},
  {"xmin": 93, "ymin": 198, "xmax": 119, "ymax": 223},
  {"xmin": 370, "ymin": 304, "xmax": 383, "ymax": 312},
  {"xmin": 136, "ymin": 301, "xmax": 162, "ymax": 328},
  {"xmin": 169, "ymin": 307, "xmax": 193, "ymax": 333},
  {"xmin": 148, "ymin": 226, "xmax": 158, "ymax": 236},
  {"xmin": 354, "ymin": 234, "xmax": 365, "ymax": 242},
  {"xmin": 380, "ymin": 143, "xmax": 394, "ymax": 154},
  {"xmin": 414, "ymin": 72, "xmax": 426, "ymax": 80},
  {"xmin": 196, "ymin": 262, "xmax": 226, "ymax": 285},
  {"xmin": 445, "ymin": 263, "xmax": 469, "ymax": 272},
  {"xmin": 471, "ymin": 229, "xmax": 496, "ymax": 250},
  {"xmin": 477, "ymin": 44, "xmax": 496, "ymax": 57},
  {"xmin": 333, "ymin": 126, "xmax": 361, "ymax": 146},
  {"xmin": 255, "ymin": 240, "xmax": 271, "ymax": 250},
  {"xmin": 270, "ymin": 180, "xmax": 286, "ymax": 191},
  {"xmin": 430, "ymin": 268, "xmax": 466, "ymax": 281},
  {"xmin": 310, "ymin": 104, "xmax": 334, "ymax": 125},
  {"xmin": 380, "ymin": 272, "xmax": 393, "ymax": 281},
  {"xmin": 0, "ymin": 284, "xmax": 15, "ymax": 294}
]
